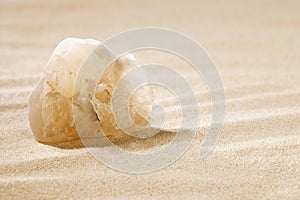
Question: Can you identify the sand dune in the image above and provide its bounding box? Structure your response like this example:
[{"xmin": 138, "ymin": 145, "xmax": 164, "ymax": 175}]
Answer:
[{"xmin": 1, "ymin": 0, "xmax": 300, "ymax": 199}]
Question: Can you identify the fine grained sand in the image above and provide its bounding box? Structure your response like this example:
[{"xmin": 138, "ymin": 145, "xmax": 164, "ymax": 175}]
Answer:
[{"xmin": 0, "ymin": 0, "xmax": 299, "ymax": 199}]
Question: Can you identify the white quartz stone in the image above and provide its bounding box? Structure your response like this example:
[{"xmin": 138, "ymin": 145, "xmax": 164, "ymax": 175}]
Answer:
[{"xmin": 29, "ymin": 38, "xmax": 153, "ymax": 143}]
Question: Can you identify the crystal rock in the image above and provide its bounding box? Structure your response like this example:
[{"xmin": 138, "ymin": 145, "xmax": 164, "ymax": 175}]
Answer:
[{"xmin": 29, "ymin": 38, "xmax": 153, "ymax": 144}]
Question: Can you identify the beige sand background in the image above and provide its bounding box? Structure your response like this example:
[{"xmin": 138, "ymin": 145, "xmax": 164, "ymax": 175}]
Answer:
[{"xmin": 1, "ymin": 0, "xmax": 300, "ymax": 199}]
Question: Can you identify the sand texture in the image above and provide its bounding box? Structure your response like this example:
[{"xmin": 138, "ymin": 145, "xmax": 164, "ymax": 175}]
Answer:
[{"xmin": 0, "ymin": 0, "xmax": 300, "ymax": 199}]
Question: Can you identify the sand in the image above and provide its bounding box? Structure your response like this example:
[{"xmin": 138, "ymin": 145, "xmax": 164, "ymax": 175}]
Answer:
[{"xmin": 1, "ymin": 0, "xmax": 300, "ymax": 199}]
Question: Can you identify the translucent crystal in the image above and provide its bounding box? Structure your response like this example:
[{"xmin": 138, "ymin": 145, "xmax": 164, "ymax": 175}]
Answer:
[{"xmin": 29, "ymin": 38, "xmax": 153, "ymax": 144}]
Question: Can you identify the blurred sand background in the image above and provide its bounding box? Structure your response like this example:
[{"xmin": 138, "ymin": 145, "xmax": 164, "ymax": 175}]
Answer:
[{"xmin": 0, "ymin": 0, "xmax": 300, "ymax": 199}]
